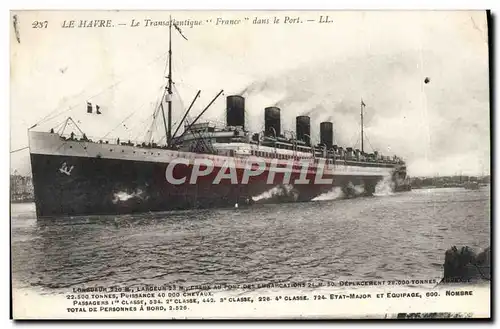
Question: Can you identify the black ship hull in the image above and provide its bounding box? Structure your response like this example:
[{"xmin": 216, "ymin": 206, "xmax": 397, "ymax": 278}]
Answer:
[{"xmin": 30, "ymin": 153, "xmax": 395, "ymax": 218}]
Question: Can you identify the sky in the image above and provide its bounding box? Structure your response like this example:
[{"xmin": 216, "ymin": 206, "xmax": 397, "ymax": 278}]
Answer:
[{"xmin": 10, "ymin": 10, "xmax": 490, "ymax": 177}]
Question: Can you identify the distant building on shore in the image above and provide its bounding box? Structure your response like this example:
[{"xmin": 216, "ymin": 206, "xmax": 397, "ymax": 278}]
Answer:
[
  {"xmin": 10, "ymin": 171, "xmax": 34, "ymax": 203},
  {"xmin": 410, "ymin": 175, "xmax": 490, "ymax": 189}
]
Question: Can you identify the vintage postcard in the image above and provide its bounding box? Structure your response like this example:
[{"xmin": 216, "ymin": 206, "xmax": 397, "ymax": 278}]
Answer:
[{"xmin": 10, "ymin": 10, "xmax": 491, "ymax": 319}]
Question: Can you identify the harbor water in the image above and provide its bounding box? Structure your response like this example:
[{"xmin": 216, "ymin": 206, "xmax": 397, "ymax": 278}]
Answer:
[{"xmin": 11, "ymin": 186, "xmax": 490, "ymax": 294}]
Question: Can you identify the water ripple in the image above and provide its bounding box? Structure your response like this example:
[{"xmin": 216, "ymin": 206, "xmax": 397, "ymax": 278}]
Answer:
[{"xmin": 11, "ymin": 187, "xmax": 490, "ymax": 292}]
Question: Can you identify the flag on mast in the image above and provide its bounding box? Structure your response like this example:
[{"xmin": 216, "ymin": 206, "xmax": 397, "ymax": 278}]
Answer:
[
  {"xmin": 86, "ymin": 102, "xmax": 102, "ymax": 114},
  {"xmin": 361, "ymin": 99, "xmax": 366, "ymax": 107},
  {"xmin": 173, "ymin": 23, "xmax": 188, "ymax": 41}
]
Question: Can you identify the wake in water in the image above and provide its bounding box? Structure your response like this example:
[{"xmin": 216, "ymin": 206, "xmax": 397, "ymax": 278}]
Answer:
[
  {"xmin": 313, "ymin": 183, "xmax": 364, "ymax": 201},
  {"xmin": 253, "ymin": 175, "xmax": 398, "ymax": 204},
  {"xmin": 313, "ymin": 176, "xmax": 396, "ymax": 201},
  {"xmin": 112, "ymin": 189, "xmax": 145, "ymax": 204},
  {"xmin": 312, "ymin": 187, "xmax": 344, "ymax": 201},
  {"xmin": 374, "ymin": 174, "xmax": 395, "ymax": 197},
  {"xmin": 341, "ymin": 181, "xmax": 365, "ymax": 198},
  {"xmin": 353, "ymin": 184, "xmax": 365, "ymax": 196},
  {"xmin": 252, "ymin": 184, "xmax": 296, "ymax": 202}
]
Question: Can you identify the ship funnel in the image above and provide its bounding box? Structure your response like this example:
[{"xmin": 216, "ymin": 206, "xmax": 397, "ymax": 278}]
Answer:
[
  {"xmin": 264, "ymin": 107, "xmax": 281, "ymax": 138},
  {"xmin": 296, "ymin": 115, "xmax": 311, "ymax": 145},
  {"xmin": 226, "ymin": 95, "xmax": 245, "ymax": 129},
  {"xmin": 320, "ymin": 122, "xmax": 333, "ymax": 148}
]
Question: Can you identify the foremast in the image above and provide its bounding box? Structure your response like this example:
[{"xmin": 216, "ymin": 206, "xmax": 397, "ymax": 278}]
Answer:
[
  {"xmin": 167, "ymin": 15, "xmax": 173, "ymax": 145},
  {"xmin": 160, "ymin": 15, "xmax": 174, "ymax": 147}
]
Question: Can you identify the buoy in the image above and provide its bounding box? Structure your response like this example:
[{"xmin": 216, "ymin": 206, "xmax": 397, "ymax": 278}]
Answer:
[{"xmin": 234, "ymin": 203, "xmax": 239, "ymax": 208}]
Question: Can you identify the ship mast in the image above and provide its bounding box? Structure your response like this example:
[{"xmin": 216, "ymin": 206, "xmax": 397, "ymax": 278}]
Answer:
[
  {"xmin": 159, "ymin": 16, "xmax": 174, "ymax": 146},
  {"xmin": 360, "ymin": 99, "xmax": 365, "ymax": 153},
  {"xmin": 167, "ymin": 15, "xmax": 173, "ymax": 145}
]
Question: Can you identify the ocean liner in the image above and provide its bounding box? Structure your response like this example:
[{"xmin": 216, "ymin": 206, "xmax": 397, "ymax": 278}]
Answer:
[{"xmin": 27, "ymin": 18, "xmax": 411, "ymax": 218}]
